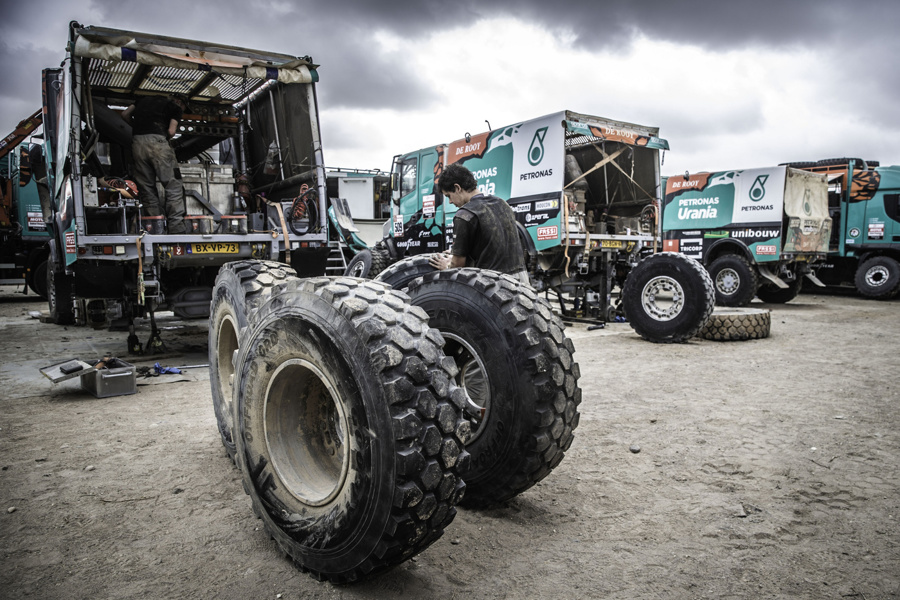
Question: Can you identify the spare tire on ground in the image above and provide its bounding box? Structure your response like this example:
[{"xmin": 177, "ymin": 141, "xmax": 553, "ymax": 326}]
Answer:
[
  {"xmin": 403, "ymin": 268, "xmax": 581, "ymax": 507},
  {"xmin": 697, "ymin": 307, "xmax": 771, "ymax": 341},
  {"xmin": 232, "ymin": 277, "xmax": 470, "ymax": 583},
  {"xmin": 208, "ymin": 260, "xmax": 297, "ymax": 461},
  {"xmin": 622, "ymin": 252, "xmax": 715, "ymax": 343},
  {"xmin": 375, "ymin": 254, "xmax": 437, "ymax": 291}
]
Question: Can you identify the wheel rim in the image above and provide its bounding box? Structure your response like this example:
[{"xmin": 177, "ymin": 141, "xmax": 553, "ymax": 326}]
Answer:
[
  {"xmin": 263, "ymin": 358, "xmax": 350, "ymax": 506},
  {"xmin": 715, "ymin": 268, "xmax": 740, "ymax": 295},
  {"xmin": 442, "ymin": 332, "xmax": 490, "ymax": 444},
  {"xmin": 641, "ymin": 275, "xmax": 685, "ymax": 321},
  {"xmin": 865, "ymin": 265, "xmax": 889, "ymax": 288},
  {"xmin": 347, "ymin": 259, "xmax": 367, "ymax": 277},
  {"xmin": 215, "ymin": 314, "xmax": 239, "ymax": 427}
]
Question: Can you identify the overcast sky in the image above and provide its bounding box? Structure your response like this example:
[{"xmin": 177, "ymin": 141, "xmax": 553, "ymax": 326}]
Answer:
[{"xmin": 3, "ymin": 0, "xmax": 899, "ymax": 178}]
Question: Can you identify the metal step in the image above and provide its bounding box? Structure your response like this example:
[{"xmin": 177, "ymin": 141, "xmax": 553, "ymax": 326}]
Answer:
[{"xmin": 325, "ymin": 240, "xmax": 347, "ymax": 276}]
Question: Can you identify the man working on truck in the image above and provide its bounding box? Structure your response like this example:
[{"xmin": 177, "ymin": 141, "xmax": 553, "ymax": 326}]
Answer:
[
  {"xmin": 429, "ymin": 163, "xmax": 528, "ymax": 284},
  {"xmin": 120, "ymin": 94, "xmax": 188, "ymax": 234}
]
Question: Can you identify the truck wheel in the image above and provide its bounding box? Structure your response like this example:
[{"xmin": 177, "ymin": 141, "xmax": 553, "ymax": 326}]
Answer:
[
  {"xmin": 375, "ymin": 255, "xmax": 436, "ymax": 291},
  {"xmin": 209, "ymin": 260, "xmax": 297, "ymax": 462},
  {"xmin": 708, "ymin": 254, "xmax": 759, "ymax": 306},
  {"xmin": 622, "ymin": 252, "xmax": 715, "ymax": 343},
  {"xmin": 30, "ymin": 257, "xmax": 49, "ymax": 299},
  {"xmin": 403, "ymin": 269, "xmax": 581, "ymax": 506},
  {"xmin": 233, "ymin": 277, "xmax": 469, "ymax": 583},
  {"xmin": 855, "ymin": 256, "xmax": 900, "ymax": 299},
  {"xmin": 344, "ymin": 246, "xmax": 389, "ymax": 278},
  {"xmin": 698, "ymin": 307, "xmax": 771, "ymax": 341},
  {"xmin": 47, "ymin": 241, "xmax": 75, "ymax": 325},
  {"xmin": 755, "ymin": 278, "xmax": 803, "ymax": 304}
]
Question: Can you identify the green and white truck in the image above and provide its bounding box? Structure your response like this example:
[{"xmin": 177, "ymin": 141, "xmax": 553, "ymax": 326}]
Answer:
[
  {"xmin": 783, "ymin": 158, "xmax": 900, "ymax": 299},
  {"xmin": 356, "ymin": 110, "xmax": 716, "ymax": 343},
  {"xmin": 661, "ymin": 166, "xmax": 832, "ymax": 305}
]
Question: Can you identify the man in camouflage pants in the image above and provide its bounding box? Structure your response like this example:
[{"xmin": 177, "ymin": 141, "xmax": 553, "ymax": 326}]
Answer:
[{"xmin": 121, "ymin": 94, "xmax": 187, "ymax": 234}]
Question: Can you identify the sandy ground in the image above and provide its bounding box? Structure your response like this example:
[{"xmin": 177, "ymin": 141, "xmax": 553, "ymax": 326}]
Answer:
[{"xmin": 0, "ymin": 285, "xmax": 898, "ymax": 600}]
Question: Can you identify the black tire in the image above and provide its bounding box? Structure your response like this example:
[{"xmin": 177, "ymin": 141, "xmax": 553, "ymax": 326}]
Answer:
[
  {"xmin": 403, "ymin": 268, "xmax": 581, "ymax": 506},
  {"xmin": 755, "ymin": 278, "xmax": 803, "ymax": 304},
  {"xmin": 854, "ymin": 256, "xmax": 900, "ymax": 299},
  {"xmin": 30, "ymin": 257, "xmax": 49, "ymax": 299},
  {"xmin": 233, "ymin": 277, "xmax": 470, "ymax": 583},
  {"xmin": 47, "ymin": 241, "xmax": 75, "ymax": 325},
  {"xmin": 708, "ymin": 254, "xmax": 759, "ymax": 307},
  {"xmin": 698, "ymin": 307, "xmax": 771, "ymax": 341},
  {"xmin": 209, "ymin": 260, "xmax": 297, "ymax": 461},
  {"xmin": 779, "ymin": 161, "xmax": 816, "ymax": 169},
  {"xmin": 622, "ymin": 252, "xmax": 715, "ymax": 344},
  {"xmin": 816, "ymin": 157, "xmax": 867, "ymax": 169},
  {"xmin": 344, "ymin": 247, "xmax": 389, "ymax": 278},
  {"xmin": 375, "ymin": 255, "xmax": 436, "ymax": 291}
]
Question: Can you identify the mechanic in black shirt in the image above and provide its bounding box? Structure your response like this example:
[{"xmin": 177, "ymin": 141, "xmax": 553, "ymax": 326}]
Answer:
[
  {"xmin": 429, "ymin": 163, "xmax": 528, "ymax": 283},
  {"xmin": 121, "ymin": 94, "xmax": 188, "ymax": 234}
]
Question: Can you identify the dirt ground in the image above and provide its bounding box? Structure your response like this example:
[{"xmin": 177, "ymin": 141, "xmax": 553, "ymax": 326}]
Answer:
[{"xmin": 0, "ymin": 286, "xmax": 897, "ymax": 600}]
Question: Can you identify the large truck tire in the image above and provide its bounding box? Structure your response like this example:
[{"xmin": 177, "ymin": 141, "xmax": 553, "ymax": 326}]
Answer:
[
  {"xmin": 233, "ymin": 277, "xmax": 470, "ymax": 583},
  {"xmin": 755, "ymin": 278, "xmax": 803, "ymax": 304},
  {"xmin": 854, "ymin": 256, "xmax": 900, "ymax": 299},
  {"xmin": 622, "ymin": 252, "xmax": 715, "ymax": 344},
  {"xmin": 344, "ymin": 245, "xmax": 389, "ymax": 278},
  {"xmin": 708, "ymin": 254, "xmax": 759, "ymax": 307},
  {"xmin": 375, "ymin": 255, "xmax": 437, "ymax": 291},
  {"xmin": 209, "ymin": 260, "xmax": 297, "ymax": 462},
  {"xmin": 698, "ymin": 307, "xmax": 771, "ymax": 341},
  {"xmin": 403, "ymin": 268, "xmax": 581, "ymax": 506},
  {"xmin": 47, "ymin": 240, "xmax": 75, "ymax": 325},
  {"xmin": 29, "ymin": 256, "xmax": 49, "ymax": 299}
]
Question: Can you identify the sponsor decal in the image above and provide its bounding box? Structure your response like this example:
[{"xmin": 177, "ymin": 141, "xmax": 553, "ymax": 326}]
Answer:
[
  {"xmin": 65, "ymin": 231, "xmax": 76, "ymax": 254},
  {"xmin": 663, "ymin": 239, "xmax": 679, "ymax": 252},
  {"xmin": 537, "ymin": 225, "xmax": 558, "ymax": 241},
  {"xmin": 27, "ymin": 212, "xmax": 46, "ymax": 231},
  {"xmin": 471, "ymin": 167, "xmax": 498, "ymax": 179},
  {"xmin": 513, "ymin": 203, "xmax": 531, "ymax": 213},
  {"xmin": 755, "ymin": 245, "xmax": 777, "ymax": 255},
  {"xmin": 868, "ymin": 221, "xmax": 884, "ymax": 240},
  {"xmin": 534, "ymin": 199, "xmax": 558, "ymax": 211},
  {"xmin": 397, "ymin": 240, "xmax": 422, "ymax": 248},
  {"xmin": 427, "ymin": 242, "xmax": 439, "ymax": 248},
  {"xmin": 423, "ymin": 195, "xmax": 435, "ymax": 218},
  {"xmin": 679, "ymin": 238, "xmax": 703, "ymax": 254},
  {"xmin": 849, "ymin": 227, "xmax": 860, "ymax": 238},
  {"xmin": 732, "ymin": 228, "xmax": 780, "ymax": 239},
  {"xmin": 520, "ymin": 169, "xmax": 553, "ymax": 181},
  {"xmin": 704, "ymin": 230, "xmax": 729, "ymax": 238},
  {"xmin": 528, "ymin": 127, "xmax": 548, "ymax": 166},
  {"xmin": 525, "ymin": 213, "xmax": 550, "ymax": 224},
  {"xmin": 676, "ymin": 196, "xmax": 718, "ymax": 220},
  {"xmin": 749, "ymin": 174, "xmax": 769, "ymax": 201},
  {"xmin": 393, "ymin": 214, "xmax": 404, "ymax": 237}
]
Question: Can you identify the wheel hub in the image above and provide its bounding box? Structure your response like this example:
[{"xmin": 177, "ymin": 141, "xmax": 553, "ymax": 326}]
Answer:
[
  {"xmin": 865, "ymin": 265, "xmax": 889, "ymax": 287},
  {"xmin": 716, "ymin": 268, "xmax": 740, "ymax": 295},
  {"xmin": 641, "ymin": 275, "xmax": 685, "ymax": 321},
  {"xmin": 442, "ymin": 332, "xmax": 490, "ymax": 444},
  {"xmin": 263, "ymin": 358, "xmax": 350, "ymax": 506}
]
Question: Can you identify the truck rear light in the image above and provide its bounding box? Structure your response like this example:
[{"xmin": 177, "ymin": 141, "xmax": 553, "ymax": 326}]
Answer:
[
  {"xmin": 115, "ymin": 246, "xmax": 126, "ymax": 255},
  {"xmin": 103, "ymin": 246, "xmax": 114, "ymax": 255}
]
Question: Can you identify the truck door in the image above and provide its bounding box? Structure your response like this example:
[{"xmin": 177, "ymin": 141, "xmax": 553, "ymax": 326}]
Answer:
[{"xmin": 392, "ymin": 147, "xmax": 445, "ymax": 256}]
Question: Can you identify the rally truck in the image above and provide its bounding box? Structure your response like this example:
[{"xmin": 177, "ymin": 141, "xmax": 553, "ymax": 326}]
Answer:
[
  {"xmin": 351, "ymin": 110, "xmax": 715, "ymax": 343},
  {"xmin": 42, "ymin": 22, "xmax": 331, "ymax": 350},
  {"xmin": 661, "ymin": 166, "xmax": 832, "ymax": 306},
  {"xmin": 0, "ymin": 111, "xmax": 51, "ymax": 297},
  {"xmin": 781, "ymin": 158, "xmax": 900, "ymax": 299}
]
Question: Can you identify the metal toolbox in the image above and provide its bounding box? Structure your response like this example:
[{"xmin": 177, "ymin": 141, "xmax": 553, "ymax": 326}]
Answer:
[{"xmin": 80, "ymin": 359, "xmax": 137, "ymax": 398}]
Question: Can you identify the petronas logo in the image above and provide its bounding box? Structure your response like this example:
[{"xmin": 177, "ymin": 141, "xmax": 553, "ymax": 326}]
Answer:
[
  {"xmin": 528, "ymin": 127, "xmax": 548, "ymax": 166},
  {"xmin": 749, "ymin": 175, "xmax": 769, "ymax": 201}
]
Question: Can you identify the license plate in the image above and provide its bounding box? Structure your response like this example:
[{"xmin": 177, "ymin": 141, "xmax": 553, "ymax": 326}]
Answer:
[
  {"xmin": 600, "ymin": 240, "xmax": 624, "ymax": 249},
  {"xmin": 188, "ymin": 243, "xmax": 239, "ymax": 254}
]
